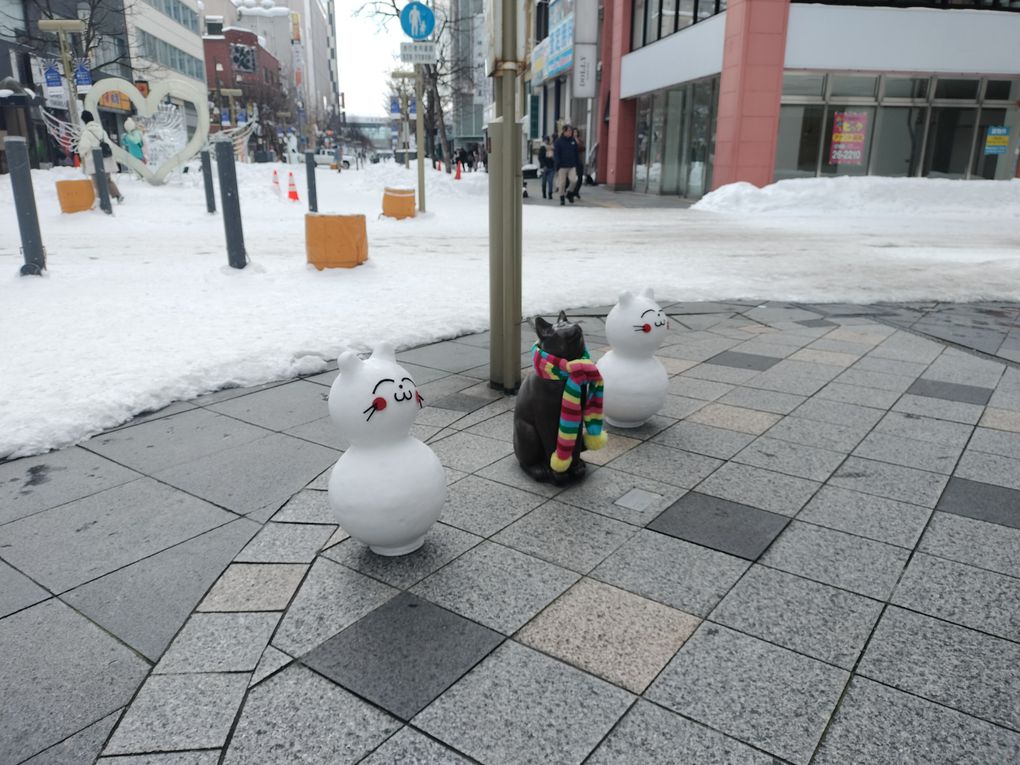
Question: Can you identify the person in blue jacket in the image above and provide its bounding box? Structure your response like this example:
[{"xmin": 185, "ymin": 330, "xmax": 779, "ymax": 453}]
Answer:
[{"xmin": 553, "ymin": 125, "xmax": 579, "ymax": 205}]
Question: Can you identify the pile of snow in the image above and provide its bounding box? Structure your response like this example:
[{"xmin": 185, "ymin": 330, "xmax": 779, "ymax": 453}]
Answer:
[{"xmin": 695, "ymin": 176, "xmax": 1020, "ymax": 217}]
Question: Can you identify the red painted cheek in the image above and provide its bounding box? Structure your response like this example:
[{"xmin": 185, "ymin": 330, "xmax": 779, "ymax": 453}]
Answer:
[
  {"xmin": 372, "ymin": 396, "xmax": 387, "ymax": 411},
  {"xmin": 415, "ymin": 391, "xmax": 424, "ymax": 408},
  {"xmin": 642, "ymin": 324, "xmax": 651, "ymax": 333}
]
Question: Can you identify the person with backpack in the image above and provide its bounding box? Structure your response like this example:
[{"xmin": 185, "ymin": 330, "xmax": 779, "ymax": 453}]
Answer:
[
  {"xmin": 77, "ymin": 110, "xmax": 124, "ymax": 203},
  {"xmin": 553, "ymin": 124, "xmax": 579, "ymax": 205}
]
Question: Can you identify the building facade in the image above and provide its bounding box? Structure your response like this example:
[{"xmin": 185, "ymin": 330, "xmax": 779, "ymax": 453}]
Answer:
[
  {"xmin": 448, "ymin": 0, "xmax": 488, "ymax": 148},
  {"xmin": 598, "ymin": 0, "xmax": 1020, "ymax": 197}
]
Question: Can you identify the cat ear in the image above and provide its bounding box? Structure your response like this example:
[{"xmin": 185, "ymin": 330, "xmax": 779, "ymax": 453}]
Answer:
[
  {"xmin": 371, "ymin": 342, "xmax": 396, "ymax": 362},
  {"xmin": 641, "ymin": 287, "xmax": 655, "ymax": 301},
  {"xmin": 534, "ymin": 316, "xmax": 553, "ymax": 339},
  {"xmin": 557, "ymin": 310, "xmax": 569, "ymax": 323},
  {"xmin": 618, "ymin": 290, "xmax": 635, "ymax": 307},
  {"xmin": 337, "ymin": 351, "xmax": 363, "ymax": 375}
]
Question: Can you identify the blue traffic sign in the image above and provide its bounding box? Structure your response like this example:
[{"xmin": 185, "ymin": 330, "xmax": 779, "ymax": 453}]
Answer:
[{"xmin": 400, "ymin": 2, "xmax": 434, "ymax": 41}]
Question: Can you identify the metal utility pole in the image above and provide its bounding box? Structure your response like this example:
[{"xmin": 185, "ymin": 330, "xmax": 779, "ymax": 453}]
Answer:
[
  {"xmin": 38, "ymin": 19, "xmax": 86, "ymax": 132},
  {"xmin": 415, "ymin": 65, "xmax": 426, "ymax": 212},
  {"xmin": 488, "ymin": 0, "xmax": 523, "ymax": 392}
]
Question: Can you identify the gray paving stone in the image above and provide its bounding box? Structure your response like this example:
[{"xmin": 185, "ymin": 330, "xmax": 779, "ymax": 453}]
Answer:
[
  {"xmin": 411, "ymin": 541, "xmax": 579, "ymax": 634},
  {"xmin": 968, "ymin": 425, "xmax": 1020, "ymax": 460},
  {"xmin": 816, "ymin": 382, "xmax": 901, "ymax": 409},
  {"xmin": 397, "ymin": 340, "xmax": 492, "ymax": 373},
  {"xmin": 412, "ymin": 640, "xmax": 632, "ymax": 765},
  {"xmin": 667, "ymin": 376, "xmax": 734, "ymax": 401},
  {"xmin": 0, "ymin": 559, "xmax": 47, "ymax": 617},
  {"xmin": 0, "ymin": 478, "xmax": 235, "ymax": 593},
  {"xmin": 305, "ymin": 466, "xmax": 331, "ymax": 490},
  {"xmin": 790, "ymin": 397, "xmax": 886, "ymax": 429},
  {"xmin": 474, "ymin": 454, "xmax": 564, "ymax": 498},
  {"xmin": 21, "ymin": 711, "xmax": 121, "ymax": 765},
  {"xmin": 859, "ymin": 606, "xmax": 1020, "ymax": 730},
  {"xmin": 437, "ymin": 475, "xmax": 546, "ymax": 536},
  {"xmin": 204, "ymin": 380, "xmax": 329, "ymax": 431},
  {"xmin": 555, "ymin": 466, "xmax": 685, "ymax": 526},
  {"xmin": 283, "ymin": 415, "xmax": 349, "ymax": 450},
  {"xmin": 0, "ymin": 599, "xmax": 149, "ymax": 762},
  {"xmin": 591, "ymin": 529, "xmax": 749, "ymax": 616},
  {"xmin": 155, "ymin": 612, "xmax": 280, "ymax": 674},
  {"xmin": 586, "ymin": 700, "xmax": 773, "ymax": 765},
  {"xmin": 684, "ymin": 362, "xmax": 761, "ymax": 385},
  {"xmin": 360, "ymin": 726, "xmax": 471, "ymax": 764},
  {"xmin": 647, "ymin": 623, "xmax": 848, "ymax": 765},
  {"xmin": 604, "ymin": 414, "xmax": 678, "ymax": 441},
  {"xmin": 798, "ymin": 486, "xmax": 932, "ymax": 548},
  {"xmin": 462, "ymin": 410, "xmax": 514, "ymax": 442},
  {"xmin": 716, "ymin": 386, "xmax": 806, "ymax": 415},
  {"xmin": 649, "ymin": 492, "xmax": 788, "ymax": 560},
  {"xmin": 659, "ymin": 393, "xmax": 711, "ymax": 419},
  {"xmin": 651, "ymin": 421, "xmax": 755, "ymax": 460},
  {"xmin": 191, "ymin": 379, "xmax": 287, "ymax": 406},
  {"xmin": 852, "ymin": 355, "xmax": 929, "ymax": 378},
  {"xmin": 97, "ymin": 754, "xmax": 219, "ymax": 764},
  {"xmin": 906, "ymin": 378, "xmax": 993, "ymax": 406},
  {"xmin": 608, "ymin": 443, "xmax": 721, "ymax": 489},
  {"xmin": 734, "ymin": 436, "xmax": 845, "ymax": 482},
  {"xmin": 492, "ymin": 501, "xmax": 636, "ymax": 574},
  {"xmin": 835, "ymin": 368, "xmax": 916, "ymax": 393},
  {"xmin": 870, "ymin": 333, "xmax": 944, "ymax": 365},
  {"xmin": 705, "ymin": 350, "xmax": 782, "ymax": 371},
  {"xmin": 323, "ymin": 523, "xmax": 482, "ymax": 588},
  {"xmin": 416, "ymin": 405, "xmax": 467, "ymax": 428},
  {"xmin": 829, "ymin": 457, "xmax": 948, "ymax": 507},
  {"xmin": 198, "ymin": 562, "xmax": 307, "ymax": 612},
  {"xmin": 744, "ymin": 369, "xmax": 831, "ymax": 397},
  {"xmin": 711, "ymin": 565, "xmax": 882, "ymax": 669},
  {"xmin": 154, "ymin": 433, "xmax": 338, "ymax": 517},
  {"xmin": 271, "ymin": 557, "xmax": 397, "ymax": 656},
  {"xmin": 303, "ymin": 593, "xmax": 503, "ymax": 720},
  {"xmin": 918, "ymin": 511, "xmax": 1020, "ymax": 578},
  {"xmin": 955, "ymin": 450, "xmax": 1020, "ymax": 491},
  {"xmin": 235, "ymin": 522, "xmax": 335, "ymax": 563},
  {"xmin": 0, "ymin": 447, "xmax": 140, "ymax": 525},
  {"xmin": 923, "ymin": 351, "xmax": 1004, "ymax": 390},
  {"xmin": 428, "ymin": 431, "xmax": 514, "ymax": 472},
  {"xmin": 430, "ymin": 392, "xmax": 498, "ymax": 414},
  {"xmin": 936, "ymin": 476, "xmax": 1020, "ymax": 530},
  {"xmin": 765, "ymin": 416, "xmax": 872, "ymax": 453},
  {"xmin": 875, "ymin": 411, "xmax": 973, "ymax": 448},
  {"xmin": 223, "ymin": 664, "xmax": 400, "ymax": 764},
  {"xmin": 105, "ymin": 673, "xmax": 248, "ymax": 755},
  {"xmin": 891, "ymin": 553, "xmax": 1020, "ymax": 642},
  {"xmin": 892, "ymin": 394, "xmax": 985, "ymax": 425},
  {"xmin": 85, "ymin": 408, "xmax": 271, "ymax": 474},
  {"xmin": 63, "ymin": 519, "xmax": 260, "ymax": 660},
  {"xmin": 250, "ymin": 645, "xmax": 292, "ymax": 687},
  {"xmin": 813, "ymin": 676, "xmax": 1020, "ymax": 765},
  {"xmin": 853, "ymin": 431, "xmax": 963, "ymax": 474},
  {"xmin": 272, "ymin": 489, "xmax": 333, "ymax": 524},
  {"xmin": 694, "ymin": 461, "xmax": 819, "ymax": 516},
  {"xmin": 761, "ymin": 521, "xmax": 910, "ymax": 600}
]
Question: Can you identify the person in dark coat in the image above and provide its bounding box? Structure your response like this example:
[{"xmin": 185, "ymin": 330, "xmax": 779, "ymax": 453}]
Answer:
[
  {"xmin": 572, "ymin": 129, "xmax": 586, "ymax": 200},
  {"xmin": 553, "ymin": 125, "xmax": 579, "ymax": 205},
  {"xmin": 539, "ymin": 136, "xmax": 555, "ymax": 199}
]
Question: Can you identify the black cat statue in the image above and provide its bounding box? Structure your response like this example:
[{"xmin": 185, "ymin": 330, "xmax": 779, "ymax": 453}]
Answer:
[{"xmin": 513, "ymin": 311, "xmax": 608, "ymax": 484}]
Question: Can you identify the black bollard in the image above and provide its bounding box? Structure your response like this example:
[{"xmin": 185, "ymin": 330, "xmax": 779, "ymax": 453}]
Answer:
[
  {"xmin": 200, "ymin": 150, "xmax": 216, "ymax": 214},
  {"xmin": 6, "ymin": 136, "xmax": 46, "ymax": 276},
  {"xmin": 305, "ymin": 151, "xmax": 318, "ymax": 213},
  {"xmin": 214, "ymin": 140, "xmax": 247, "ymax": 269},
  {"xmin": 91, "ymin": 149, "xmax": 113, "ymax": 215}
]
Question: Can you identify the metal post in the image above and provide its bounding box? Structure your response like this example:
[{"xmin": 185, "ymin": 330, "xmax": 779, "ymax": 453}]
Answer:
[
  {"xmin": 416, "ymin": 65, "xmax": 426, "ymax": 213},
  {"xmin": 403, "ymin": 91, "xmax": 410, "ymax": 169},
  {"xmin": 214, "ymin": 140, "xmax": 247, "ymax": 269},
  {"xmin": 305, "ymin": 150, "xmax": 318, "ymax": 213},
  {"xmin": 6, "ymin": 137, "xmax": 46, "ymax": 275},
  {"xmin": 56, "ymin": 31, "xmax": 80, "ymax": 132},
  {"xmin": 200, "ymin": 150, "xmax": 216, "ymax": 213},
  {"xmin": 92, "ymin": 149, "xmax": 113, "ymax": 215}
]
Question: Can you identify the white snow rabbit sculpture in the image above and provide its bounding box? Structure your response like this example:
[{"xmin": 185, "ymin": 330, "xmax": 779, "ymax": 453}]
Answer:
[
  {"xmin": 327, "ymin": 342, "xmax": 446, "ymax": 555},
  {"xmin": 597, "ymin": 288, "xmax": 670, "ymax": 428}
]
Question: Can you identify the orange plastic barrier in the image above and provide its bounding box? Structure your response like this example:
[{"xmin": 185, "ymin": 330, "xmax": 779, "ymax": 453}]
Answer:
[
  {"xmin": 382, "ymin": 187, "xmax": 416, "ymax": 220},
  {"xmin": 306, "ymin": 213, "xmax": 368, "ymax": 270},
  {"xmin": 55, "ymin": 179, "xmax": 95, "ymax": 214}
]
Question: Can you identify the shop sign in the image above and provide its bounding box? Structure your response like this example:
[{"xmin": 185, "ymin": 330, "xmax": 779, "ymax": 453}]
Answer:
[
  {"xmin": 74, "ymin": 59, "xmax": 92, "ymax": 94},
  {"xmin": 829, "ymin": 111, "xmax": 868, "ymax": 165},
  {"xmin": 545, "ymin": 14, "xmax": 574, "ymax": 80},
  {"xmin": 530, "ymin": 37, "xmax": 548, "ymax": 83},
  {"xmin": 98, "ymin": 90, "xmax": 132, "ymax": 112},
  {"xmin": 573, "ymin": 42, "xmax": 596, "ymax": 98},
  {"xmin": 984, "ymin": 126, "xmax": 1009, "ymax": 156}
]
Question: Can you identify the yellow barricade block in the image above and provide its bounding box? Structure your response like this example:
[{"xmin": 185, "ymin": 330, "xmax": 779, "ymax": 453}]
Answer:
[
  {"xmin": 55, "ymin": 179, "xmax": 95, "ymax": 214},
  {"xmin": 382, "ymin": 187, "xmax": 416, "ymax": 220},
  {"xmin": 306, "ymin": 213, "xmax": 368, "ymax": 270}
]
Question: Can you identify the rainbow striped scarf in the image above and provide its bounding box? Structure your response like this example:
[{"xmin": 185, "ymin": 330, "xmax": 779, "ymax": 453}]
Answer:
[{"xmin": 531, "ymin": 342, "xmax": 607, "ymax": 472}]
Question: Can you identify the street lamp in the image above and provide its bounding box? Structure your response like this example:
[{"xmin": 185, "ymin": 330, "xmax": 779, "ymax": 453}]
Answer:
[{"xmin": 37, "ymin": 18, "xmax": 87, "ymax": 131}]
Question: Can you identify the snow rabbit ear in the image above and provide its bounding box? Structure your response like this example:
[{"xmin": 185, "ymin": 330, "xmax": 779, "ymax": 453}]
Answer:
[
  {"xmin": 337, "ymin": 351, "xmax": 363, "ymax": 375},
  {"xmin": 640, "ymin": 287, "xmax": 655, "ymax": 300},
  {"xmin": 618, "ymin": 290, "xmax": 635, "ymax": 307},
  {"xmin": 371, "ymin": 342, "xmax": 396, "ymax": 362}
]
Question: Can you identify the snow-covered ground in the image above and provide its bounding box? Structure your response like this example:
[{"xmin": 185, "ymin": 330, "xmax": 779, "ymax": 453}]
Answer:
[{"xmin": 1, "ymin": 162, "xmax": 1019, "ymax": 458}]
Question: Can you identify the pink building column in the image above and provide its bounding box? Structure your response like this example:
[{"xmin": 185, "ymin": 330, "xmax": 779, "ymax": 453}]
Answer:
[
  {"xmin": 712, "ymin": 0, "xmax": 791, "ymax": 190},
  {"xmin": 598, "ymin": 0, "xmax": 636, "ymax": 190}
]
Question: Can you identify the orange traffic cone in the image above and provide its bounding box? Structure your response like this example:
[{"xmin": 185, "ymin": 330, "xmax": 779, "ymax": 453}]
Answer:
[
  {"xmin": 287, "ymin": 172, "xmax": 300, "ymax": 202},
  {"xmin": 455, "ymin": 161, "xmax": 462, "ymax": 180},
  {"xmin": 272, "ymin": 168, "xmax": 280, "ymax": 194}
]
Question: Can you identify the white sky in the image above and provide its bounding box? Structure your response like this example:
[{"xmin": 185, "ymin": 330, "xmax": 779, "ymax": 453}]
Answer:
[{"xmin": 334, "ymin": 0, "xmax": 404, "ymax": 118}]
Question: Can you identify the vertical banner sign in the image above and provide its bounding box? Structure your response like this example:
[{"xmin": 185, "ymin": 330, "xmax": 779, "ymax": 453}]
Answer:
[
  {"xmin": 829, "ymin": 111, "xmax": 868, "ymax": 165},
  {"xmin": 984, "ymin": 126, "xmax": 1009, "ymax": 155},
  {"xmin": 74, "ymin": 59, "xmax": 92, "ymax": 94},
  {"xmin": 221, "ymin": 107, "xmax": 231, "ymax": 126},
  {"xmin": 573, "ymin": 0, "xmax": 597, "ymax": 97}
]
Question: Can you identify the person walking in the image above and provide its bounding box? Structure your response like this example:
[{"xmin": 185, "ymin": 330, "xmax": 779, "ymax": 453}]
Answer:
[
  {"xmin": 77, "ymin": 110, "xmax": 123, "ymax": 203},
  {"xmin": 572, "ymin": 129, "xmax": 586, "ymax": 201},
  {"xmin": 553, "ymin": 124, "xmax": 579, "ymax": 205},
  {"xmin": 539, "ymin": 136, "xmax": 555, "ymax": 199}
]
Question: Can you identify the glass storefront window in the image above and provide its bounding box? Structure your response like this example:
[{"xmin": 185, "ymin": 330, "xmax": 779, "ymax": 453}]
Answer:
[
  {"xmin": 783, "ymin": 73, "xmax": 825, "ymax": 98},
  {"xmin": 924, "ymin": 107, "xmax": 978, "ymax": 178},
  {"xmin": 646, "ymin": 0, "xmax": 661, "ymax": 46},
  {"xmin": 678, "ymin": 0, "xmax": 695, "ymax": 30},
  {"xmin": 686, "ymin": 78, "xmax": 716, "ymax": 196},
  {"xmin": 871, "ymin": 107, "xmax": 926, "ymax": 177},
  {"xmin": 648, "ymin": 92, "xmax": 667, "ymax": 194},
  {"xmin": 820, "ymin": 106, "xmax": 875, "ymax": 176},
  {"xmin": 830, "ymin": 76, "xmax": 877, "ymax": 99},
  {"xmin": 884, "ymin": 78, "xmax": 928, "ymax": 100},
  {"xmin": 631, "ymin": 0, "xmax": 723, "ymax": 50},
  {"xmin": 972, "ymin": 108, "xmax": 1007, "ymax": 180},
  {"xmin": 775, "ymin": 105, "xmax": 825, "ymax": 180},
  {"xmin": 634, "ymin": 96, "xmax": 652, "ymax": 192},
  {"xmin": 660, "ymin": 0, "xmax": 677, "ymax": 37},
  {"xmin": 934, "ymin": 79, "xmax": 980, "ymax": 100},
  {"xmin": 632, "ymin": 0, "xmax": 646, "ymax": 50},
  {"xmin": 985, "ymin": 80, "xmax": 1016, "ymax": 101},
  {"xmin": 661, "ymin": 88, "xmax": 685, "ymax": 194}
]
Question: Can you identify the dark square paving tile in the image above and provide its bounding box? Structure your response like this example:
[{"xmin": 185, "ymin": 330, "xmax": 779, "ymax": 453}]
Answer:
[
  {"xmin": 814, "ymin": 676, "xmax": 1020, "ymax": 765},
  {"xmin": 222, "ymin": 664, "xmax": 400, "ymax": 764},
  {"xmin": 0, "ymin": 447, "xmax": 140, "ymax": 526},
  {"xmin": 648, "ymin": 492, "xmax": 788, "ymax": 560},
  {"xmin": 0, "ymin": 600, "xmax": 149, "ymax": 763},
  {"xmin": 937, "ymin": 476, "xmax": 1020, "ymax": 530},
  {"xmin": 796, "ymin": 318, "xmax": 838, "ymax": 328},
  {"xmin": 859, "ymin": 606, "xmax": 1020, "ymax": 730},
  {"xmin": 906, "ymin": 378, "xmax": 994, "ymax": 406},
  {"xmin": 705, "ymin": 351, "xmax": 783, "ymax": 372},
  {"xmin": 647, "ymin": 623, "xmax": 848, "ymax": 764},
  {"xmin": 711, "ymin": 565, "xmax": 883, "ymax": 669},
  {"xmin": 412, "ymin": 640, "xmax": 633, "ymax": 765},
  {"xmin": 302, "ymin": 593, "xmax": 503, "ymax": 720},
  {"xmin": 427, "ymin": 392, "xmax": 495, "ymax": 413},
  {"xmin": 0, "ymin": 478, "xmax": 235, "ymax": 593}
]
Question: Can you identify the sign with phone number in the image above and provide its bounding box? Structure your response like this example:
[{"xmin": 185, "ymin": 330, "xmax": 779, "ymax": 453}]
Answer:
[{"xmin": 830, "ymin": 111, "xmax": 868, "ymax": 166}]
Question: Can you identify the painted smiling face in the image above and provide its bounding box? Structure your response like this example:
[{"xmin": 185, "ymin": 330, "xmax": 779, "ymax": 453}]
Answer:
[
  {"xmin": 605, "ymin": 288, "xmax": 669, "ymax": 356},
  {"xmin": 328, "ymin": 342, "xmax": 424, "ymax": 445}
]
